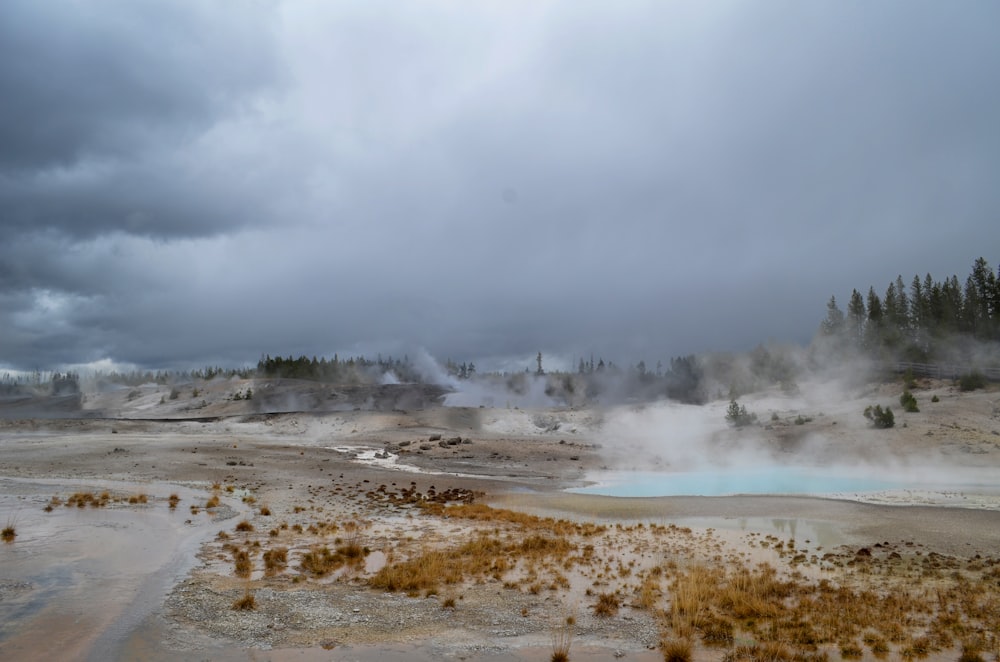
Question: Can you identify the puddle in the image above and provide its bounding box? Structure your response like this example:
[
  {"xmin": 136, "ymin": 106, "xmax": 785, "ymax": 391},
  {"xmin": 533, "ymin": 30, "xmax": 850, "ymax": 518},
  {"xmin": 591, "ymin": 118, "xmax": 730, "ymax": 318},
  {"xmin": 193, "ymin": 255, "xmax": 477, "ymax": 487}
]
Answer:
[{"xmin": 0, "ymin": 476, "xmax": 241, "ymax": 661}]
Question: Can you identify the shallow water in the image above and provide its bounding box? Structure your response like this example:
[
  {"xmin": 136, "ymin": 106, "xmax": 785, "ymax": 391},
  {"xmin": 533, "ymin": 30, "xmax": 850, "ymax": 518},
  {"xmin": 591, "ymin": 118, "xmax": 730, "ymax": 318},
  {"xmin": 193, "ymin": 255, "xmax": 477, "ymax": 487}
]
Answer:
[
  {"xmin": 567, "ymin": 465, "xmax": 993, "ymax": 498},
  {"xmin": 0, "ymin": 477, "xmax": 235, "ymax": 661}
]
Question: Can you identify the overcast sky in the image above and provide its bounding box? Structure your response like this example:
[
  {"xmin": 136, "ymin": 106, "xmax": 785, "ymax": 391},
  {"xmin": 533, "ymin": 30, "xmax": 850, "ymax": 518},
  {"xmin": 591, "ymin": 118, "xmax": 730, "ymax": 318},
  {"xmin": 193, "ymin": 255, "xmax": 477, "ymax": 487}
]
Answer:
[{"xmin": 2, "ymin": 1, "xmax": 999, "ymax": 373}]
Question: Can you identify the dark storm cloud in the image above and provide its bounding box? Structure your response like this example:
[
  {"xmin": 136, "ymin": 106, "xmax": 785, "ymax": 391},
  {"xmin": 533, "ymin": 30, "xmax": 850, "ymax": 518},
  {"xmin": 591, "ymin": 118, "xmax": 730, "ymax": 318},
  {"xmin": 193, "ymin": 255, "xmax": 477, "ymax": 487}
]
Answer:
[
  {"xmin": 0, "ymin": 0, "xmax": 282, "ymax": 237},
  {"xmin": 2, "ymin": 1, "xmax": 999, "ymax": 372}
]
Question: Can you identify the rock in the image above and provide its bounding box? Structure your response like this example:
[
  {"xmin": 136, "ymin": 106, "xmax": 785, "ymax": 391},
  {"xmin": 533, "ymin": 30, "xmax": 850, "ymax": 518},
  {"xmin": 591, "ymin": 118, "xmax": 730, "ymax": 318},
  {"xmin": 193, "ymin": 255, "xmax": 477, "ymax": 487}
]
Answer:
[{"xmin": 428, "ymin": 434, "xmax": 442, "ymax": 441}]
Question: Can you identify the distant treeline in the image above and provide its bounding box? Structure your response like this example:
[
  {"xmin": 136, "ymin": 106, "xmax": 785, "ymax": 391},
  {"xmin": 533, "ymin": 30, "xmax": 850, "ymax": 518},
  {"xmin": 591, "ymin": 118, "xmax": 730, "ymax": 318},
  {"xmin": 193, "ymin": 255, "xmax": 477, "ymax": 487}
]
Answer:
[
  {"xmin": 256, "ymin": 354, "xmax": 422, "ymax": 383},
  {"xmin": 819, "ymin": 257, "xmax": 1000, "ymax": 362}
]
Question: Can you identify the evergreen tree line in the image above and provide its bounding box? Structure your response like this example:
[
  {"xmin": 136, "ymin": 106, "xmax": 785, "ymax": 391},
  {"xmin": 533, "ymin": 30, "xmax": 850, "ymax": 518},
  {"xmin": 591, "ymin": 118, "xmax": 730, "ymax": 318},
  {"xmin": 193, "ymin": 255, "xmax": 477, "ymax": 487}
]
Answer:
[
  {"xmin": 256, "ymin": 353, "xmax": 422, "ymax": 383},
  {"xmin": 819, "ymin": 257, "xmax": 1000, "ymax": 361}
]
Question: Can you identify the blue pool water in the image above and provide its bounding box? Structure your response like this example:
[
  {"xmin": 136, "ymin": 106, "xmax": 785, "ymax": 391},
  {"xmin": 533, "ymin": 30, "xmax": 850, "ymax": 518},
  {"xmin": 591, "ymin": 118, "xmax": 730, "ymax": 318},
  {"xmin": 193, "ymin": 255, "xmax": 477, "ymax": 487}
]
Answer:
[{"xmin": 568, "ymin": 466, "xmax": 906, "ymax": 497}]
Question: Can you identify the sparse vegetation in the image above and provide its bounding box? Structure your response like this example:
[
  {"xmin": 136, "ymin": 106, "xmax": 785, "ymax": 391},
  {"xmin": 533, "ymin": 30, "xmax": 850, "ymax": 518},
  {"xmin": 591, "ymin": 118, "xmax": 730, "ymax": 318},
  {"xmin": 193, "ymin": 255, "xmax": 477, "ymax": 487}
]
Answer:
[
  {"xmin": 900, "ymin": 390, "xmax": 919, "ymax": 412},
  {"xmin": 168, "ymin": 493, "xmax": 180, "ymax": 509},
  {"xmin": 263, "ymin": 547, "xmax": 288, "ymax": 575},
  {"xmin": 592, "ymin": 591, "xmax": 620, "ymax": 617},
  {"xmin": 550, "ymin": 618, "xmax": 573, "ymax": 662},
  {"xmin": 231, "ymin": 589, "xmax": 256, "ymax": 611},
  {"xmin": 661, "ymin": 638, "xmax": 692, "ymax": 662},
  {"xmin": 232, "ymin": 549, "xmax": 252, "ymax": 578},
  {"xmin": 235, "ymin": 520, "xmax": 254, "ymax": 532},
  {"xmin": 2, "ymin": 517, "xmax": 16, "ymax": 543},
  {"xmin": 864, "ymin": 404, "xmax": 895, "ymax": 428},
  {"xmin": 958, "ymin": 371, "xmax": 987, "ymax": 391},
  {"xmin": 725, "ymin": 399, "xmax": 758, "ymax": 427}
]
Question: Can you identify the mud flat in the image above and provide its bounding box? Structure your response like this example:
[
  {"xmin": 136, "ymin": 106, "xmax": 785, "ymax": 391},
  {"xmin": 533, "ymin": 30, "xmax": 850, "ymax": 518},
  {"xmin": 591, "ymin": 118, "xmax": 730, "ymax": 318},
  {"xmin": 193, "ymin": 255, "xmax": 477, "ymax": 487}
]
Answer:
[{"xmin": 1, "ymin": 380, "xmax": 999, "ymax": 660}]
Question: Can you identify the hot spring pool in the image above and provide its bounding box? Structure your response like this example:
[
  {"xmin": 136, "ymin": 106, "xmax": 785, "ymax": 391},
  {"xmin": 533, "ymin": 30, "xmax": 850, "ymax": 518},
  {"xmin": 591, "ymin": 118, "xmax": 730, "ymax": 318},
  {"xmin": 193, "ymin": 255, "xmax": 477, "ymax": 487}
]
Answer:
[{"xmin": 569, "ymin": 466, "xmax": 936, "ymax": 497}]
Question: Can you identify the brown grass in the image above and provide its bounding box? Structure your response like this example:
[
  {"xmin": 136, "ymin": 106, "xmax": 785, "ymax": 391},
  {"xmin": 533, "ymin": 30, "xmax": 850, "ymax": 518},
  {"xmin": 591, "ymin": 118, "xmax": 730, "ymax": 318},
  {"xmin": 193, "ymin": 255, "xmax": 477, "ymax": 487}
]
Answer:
[
  {"xmin": 231, "ymin": 589, "xmax": 256, "ymax": 611},
  {"xmin": 593, "ymin": 591, "xmax": 620, "ymax": 617},
  {"xmin": 168, "ymin": 493, "xmax": 180, "ymax": 509},
  {"xmin": 205, "ymin": 494, "xmax": 220, "ymax": 508},
  {"xmin": 232, "ymin": 549, "xmax": 252, "ymax": 578},
  {"xmin": 661, "ymin": 638, "xmax": 692, "ymax": 662},
  {"xmin": 235, "ymin": 520, "xmax": 254, "ymax": 532},
  {"xmin": 550, "ymin": 618, "xmax": 573, "ymax": 662},
  {"xmin": 263, "ymin": 547, "xmax": 288, "ymax": 575},
  {"xmin": 66, "ymin": 491, "xmax": 111, "ymax": 508},
  {"xmin": 1, "ymin": 524, "xmax": 15, "ymax": 543},
  {"xmin": 300, "ymin": 545, "xmax": 344, "ymax": 577}
]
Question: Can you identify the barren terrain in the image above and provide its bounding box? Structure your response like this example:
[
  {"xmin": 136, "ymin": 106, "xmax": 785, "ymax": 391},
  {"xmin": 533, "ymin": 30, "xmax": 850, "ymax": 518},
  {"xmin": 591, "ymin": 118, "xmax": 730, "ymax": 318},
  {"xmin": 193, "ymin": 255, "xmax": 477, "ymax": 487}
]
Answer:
[{"xmin": 1, "ymin": 377, "xmax": 999, "ymax": 661}]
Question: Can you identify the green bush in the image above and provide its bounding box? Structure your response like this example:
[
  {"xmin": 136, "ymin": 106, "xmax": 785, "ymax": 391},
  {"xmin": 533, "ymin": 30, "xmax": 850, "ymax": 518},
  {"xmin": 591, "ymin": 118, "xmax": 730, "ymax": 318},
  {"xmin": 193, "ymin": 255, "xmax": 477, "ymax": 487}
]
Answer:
[
  {"xmin": 863, "ymin": 404, "xmax": 895, "ymax": 429},
  {"xmin": 931, "ymin": 394, "xmax": 940, "ymax": 403},
  {"xmin": 899, "ymin": 390, "xmax": 919, "ymax": 413},
  {"xmin": 958, "ymin": 372, "xmax": 986, "ymax": 391},
  {"xmin": 725, "ymin": 400, "xmax": 758, "ymax": 428}
]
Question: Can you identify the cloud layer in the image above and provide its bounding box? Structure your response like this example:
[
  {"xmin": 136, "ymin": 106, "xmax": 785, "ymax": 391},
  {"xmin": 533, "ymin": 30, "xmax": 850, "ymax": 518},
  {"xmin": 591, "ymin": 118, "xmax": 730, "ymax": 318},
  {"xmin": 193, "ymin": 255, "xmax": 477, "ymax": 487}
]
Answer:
[{"xmin": 2, "ymin": 1, "xmax": 999, "ymax": 371}]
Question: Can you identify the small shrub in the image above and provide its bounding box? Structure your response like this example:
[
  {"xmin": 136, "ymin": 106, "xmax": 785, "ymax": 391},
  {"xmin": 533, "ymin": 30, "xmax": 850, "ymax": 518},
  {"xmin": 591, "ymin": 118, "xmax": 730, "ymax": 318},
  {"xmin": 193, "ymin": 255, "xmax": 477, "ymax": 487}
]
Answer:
[
  {"xmin": 205, "ymin": 495, "xmax": 220, "ymax": 508},
  {"xmin": 863, "ymin": 404, "xmax": 895, "ymax": 428},
  {"xmin": 725, "ymin": 400, "xmax": 758, "ymax": 428},
  {"xmin": 900, "ymin": 390, "xmax": 919, "ymax": 413},
  {"xmin": 235, "ymin": 520, "xmax": 254, "ymax": 532},
  {"xmin": 931, "ymin": 394, "xmax": 940, "ymax": 403},
  {"xmin": 958, "ymin": 371, "xmax": 986, "ymax": 392},
  {"xmin": 441, "ymin": 596, "xmax": 456, "ymax": 609},
  {"xmin": 168, "ymin": 494, "xmax": 180, "ymax": 509},
  {"xmin": 1, "ymin": 522, "xmax": 15, "ymax": 543}
]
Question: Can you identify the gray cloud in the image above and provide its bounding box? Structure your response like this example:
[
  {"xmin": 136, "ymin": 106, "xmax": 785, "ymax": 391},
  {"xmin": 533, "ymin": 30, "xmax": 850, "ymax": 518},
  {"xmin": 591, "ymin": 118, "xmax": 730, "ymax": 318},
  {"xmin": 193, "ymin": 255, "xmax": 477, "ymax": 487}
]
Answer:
[{"xmin": 2, "ymin": 1, "xmax": 999, "ymax": 372}]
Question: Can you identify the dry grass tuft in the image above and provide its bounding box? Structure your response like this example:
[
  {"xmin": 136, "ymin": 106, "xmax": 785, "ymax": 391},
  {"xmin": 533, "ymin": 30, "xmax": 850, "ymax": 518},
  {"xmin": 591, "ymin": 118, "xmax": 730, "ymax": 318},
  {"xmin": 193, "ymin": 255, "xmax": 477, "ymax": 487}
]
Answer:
[
  {"xmin": 300, "ymin": 545, "xmax": 343, "ymax": 577},
  {"xmin": 1, "ymin": 522, "xmax": 15, "ymax": 543},
  {"xmin": 205, "ymin": 494, "xmax": 220, "ymax": 508},
  {"xmin": 661, "ymin": 638, "xmax": 692, "ymax": 662},
  {"xmin": 723, "ymin": 642, "xmax": 794, "ymax": 662},
  {"xmin": 231, "ymin": 589, "xmax": 256, "ymax": 611},
  {"xmin": 263, "ymin": 547, "xmax": 288, "ymax": 575},
  {"xmin": 550, "ymin": 618, "xmax": 573, "ymax": 662},
  {"xmin": 592, "ymin": 591, "xmax": 620, "ymax": 617},
  {"xmin": 232, "ymin": 549, "xmax": 252, "ymax": 578},
  {"xmin": 235, "ymin": 520, "xmax": 254, "ymax": 532},
  {"xmin": 67, "ymin": 491, "xmax": 111, "ymax": 508},
  {"xmin": 168, "ymin": 493, "xmax": 180, "ymax": 509}
]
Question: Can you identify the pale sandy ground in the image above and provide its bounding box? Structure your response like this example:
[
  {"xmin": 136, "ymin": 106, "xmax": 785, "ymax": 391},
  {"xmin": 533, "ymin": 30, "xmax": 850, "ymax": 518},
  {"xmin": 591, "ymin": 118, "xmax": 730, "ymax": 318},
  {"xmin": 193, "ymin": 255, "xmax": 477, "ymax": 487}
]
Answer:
[{"xmin": 0, "ymin": 377, "xmax": 998, "ymax": 661}]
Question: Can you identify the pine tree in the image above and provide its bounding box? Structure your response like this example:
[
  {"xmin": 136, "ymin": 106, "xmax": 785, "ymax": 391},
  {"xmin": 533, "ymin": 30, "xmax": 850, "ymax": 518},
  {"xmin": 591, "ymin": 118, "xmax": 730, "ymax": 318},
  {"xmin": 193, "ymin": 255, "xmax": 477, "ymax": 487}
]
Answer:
[
  {"xmin": 847, "ymin": 289, "xmax": 866, "ymax": 347},
  {"xmin": 865, "ymin": 287, "xmax": 884, "ymax": 351},
  {"xmin": 821, "ymin": 295, "xmax": 845, "ymax": 336}
]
